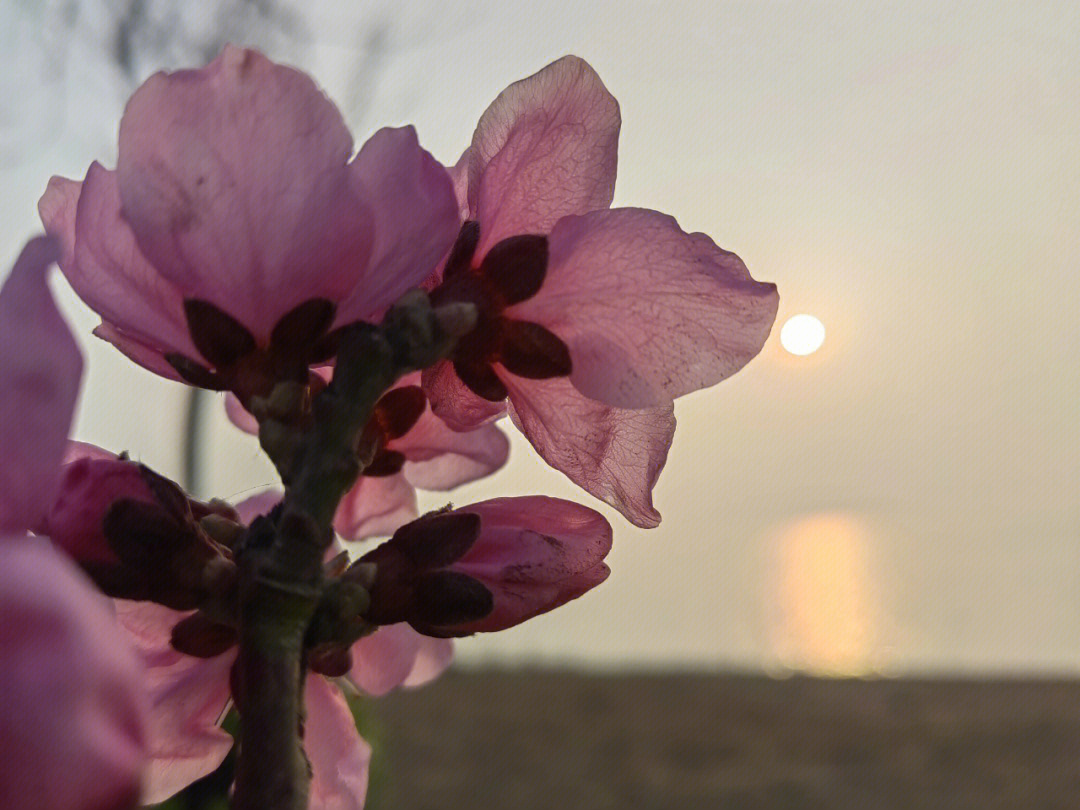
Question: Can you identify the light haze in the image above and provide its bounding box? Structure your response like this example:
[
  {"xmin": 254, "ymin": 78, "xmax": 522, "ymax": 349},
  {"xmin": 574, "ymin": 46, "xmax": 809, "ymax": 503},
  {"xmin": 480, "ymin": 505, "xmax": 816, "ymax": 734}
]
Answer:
[{"xmin": 1, "ymin": 0, "xmax": 1076, "ymax": 675}]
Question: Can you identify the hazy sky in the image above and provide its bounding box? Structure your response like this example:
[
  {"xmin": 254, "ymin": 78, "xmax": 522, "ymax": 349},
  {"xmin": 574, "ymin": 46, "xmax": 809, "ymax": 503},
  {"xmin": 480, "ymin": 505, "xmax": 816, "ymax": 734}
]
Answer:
[{"xmin": 2, "ymin": 0, "xmax": 1077, "ymax": 674}]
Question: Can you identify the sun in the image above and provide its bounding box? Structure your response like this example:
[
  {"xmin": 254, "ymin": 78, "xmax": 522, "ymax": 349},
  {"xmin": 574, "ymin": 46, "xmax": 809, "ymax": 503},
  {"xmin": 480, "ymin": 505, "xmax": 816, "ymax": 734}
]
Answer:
[{"xmin": 780, "ymin": 314, "xmax": 825, "ymax": 356}]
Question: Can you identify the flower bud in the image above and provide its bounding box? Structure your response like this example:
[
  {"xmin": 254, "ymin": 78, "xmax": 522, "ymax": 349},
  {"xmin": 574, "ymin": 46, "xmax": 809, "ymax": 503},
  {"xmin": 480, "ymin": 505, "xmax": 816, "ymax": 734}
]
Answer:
[
  {"xmin": 42, "ymin": 456, "xmax": 156, "ymax": 573},
  {"xmin": 359, "ymin": 496, "xmax": 611, "ymax": 636},
  {"xmin": 41, "ymin": 457, "xmax": 235, "ymax": 610}
]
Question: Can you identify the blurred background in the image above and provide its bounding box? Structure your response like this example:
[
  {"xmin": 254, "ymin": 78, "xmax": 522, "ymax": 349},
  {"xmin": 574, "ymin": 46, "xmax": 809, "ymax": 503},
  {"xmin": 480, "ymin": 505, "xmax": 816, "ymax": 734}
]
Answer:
[{"xmin": 2, "ymin": 1, "xmax": 1078, "ymax": 806}]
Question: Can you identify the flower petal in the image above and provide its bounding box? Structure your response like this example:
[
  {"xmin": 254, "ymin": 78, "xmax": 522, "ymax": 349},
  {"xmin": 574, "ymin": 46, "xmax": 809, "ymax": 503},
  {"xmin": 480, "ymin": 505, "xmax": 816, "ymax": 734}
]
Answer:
[
  {"xmin": 401, "ymin": 636, "xmax": 454, "ymax": 687},
  {"xmin": 391, "ymin": 374, "xmax": 510, "ymax": 490},
  {"xmin": 446, "ymin": 149, "xmax": 470, "ymax": 218},
  {"xmin": 0, "ymin": 536, "xmax": 146, "ymax": 810},
  {"xmin": 40, "ymin": 164, "xmax": 197, "ymax": 360},
  {"xmin": 36, "ymin": 175, "xmax": 79, "ymax": 269},
  {"xmin": 62, "ymin": 441, "xmax": 117, "ymax": 464},
  {"xmin": 117, "ymin": 45, "xmax": 372, "ymax": 341},
  {"xmin": 510, "ymin": 208, "xmax": 780, "ymax": 409},
  {"xmin": 232, "ymin": 489, "xmax": 283, "ymax": 525},
  {"xmin": 336, "ymin": 127, "xmax": 460, "ymax": 326},
  {"xmin": 503, "ymin": 375, "xmax": 674, "ymax": 528},
  {"xmin": 347, "ymin": 623, "xmax": 422, "ymax": 697},
  {"xmin": 420, "ymin": 358, "xmax": 507, "ymax": 431},
  {"xmin": 469, "ymin": 56, "xmax": 620, "ymax": 255},
  {"xmin": 334, "ymin": 474, "xmax": 418, "ymax": 541},
  {"xmin": 305, "ymin": 677, "xmax": 371, "ymax": 810},
  {"xmin": 0, "ymin": 236, "xmax": 82, "ymax": 533},
  {"xmin": 93, "ymin": 323, "xmax": 186, "ymax": 381},
  {"xmin": 224, "ymin": 392, "xmax": 260, "ymax": 434},
  {"xmin": 114, "ymin": 600, "xmax": 234, "ymax": 804}
]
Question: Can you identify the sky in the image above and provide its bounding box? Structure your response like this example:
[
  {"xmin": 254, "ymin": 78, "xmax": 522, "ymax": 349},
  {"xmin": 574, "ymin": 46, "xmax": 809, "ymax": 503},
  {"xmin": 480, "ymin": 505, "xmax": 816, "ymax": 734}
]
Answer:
[{"xmin": 1, "ymin": 0, "xmax": 1077, "ymax": 674}]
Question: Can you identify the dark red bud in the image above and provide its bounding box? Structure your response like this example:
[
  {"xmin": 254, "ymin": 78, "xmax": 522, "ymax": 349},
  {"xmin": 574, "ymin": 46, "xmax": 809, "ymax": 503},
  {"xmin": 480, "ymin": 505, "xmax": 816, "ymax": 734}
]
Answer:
[
  {"xmin": 270, "ymin": 298, "xmax": 337, "ymax": 352},
  {"xmin": 480, "ymin": 234, "xmax": 548, "ymax": 305},
  {"xmin": 139, "ymin": 464, "xmax": 194, "ymax": 522},
  {"xmin": 411, "ymin": 571, "xmax": 493, "ymax": 629},
  {"xmin": 308, "ymin": 644, "xmax": 352, "ymax": 678},
  {"xmin": 165, "ymin": 353, "xmax": 226, "ymax": 390},
  {"xmin": 372, "ymin": 385, "xmax": 427, "ymax": 440},
  {"xmin": 498, "ymin": 319, "xmax": 572, "ymax": 379},
  {"xmin": 443, "ymin": 220, "xmax": 481, "ymax": 279},
  {"xmin": 390, "ymin": 511, "xmax": 482, "ymax": 568},
  {"xmin": 171, "ymin": 613, "xmax": 237, "ymax": 658},
  {"xmin": 453, "ymin": 356, "xmax": 508, "ymax": 401},
  {"xmin": 183, "ymin": 299, "xmax": 256, "ymax": 369}
]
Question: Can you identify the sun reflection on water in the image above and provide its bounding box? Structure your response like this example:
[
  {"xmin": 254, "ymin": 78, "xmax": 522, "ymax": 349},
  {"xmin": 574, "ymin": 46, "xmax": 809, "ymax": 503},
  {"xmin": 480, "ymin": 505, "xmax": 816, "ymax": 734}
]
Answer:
[{"xmin": 766, "ymin": 512, "xmax": 887, "ymax": 677}]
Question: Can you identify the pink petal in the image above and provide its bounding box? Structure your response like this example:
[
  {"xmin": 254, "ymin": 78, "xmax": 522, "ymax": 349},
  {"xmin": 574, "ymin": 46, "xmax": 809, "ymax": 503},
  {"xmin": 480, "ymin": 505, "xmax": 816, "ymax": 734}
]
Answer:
[
  {"xmin": 62, "ymin": 441, "xmax": 117, "ymax": 464},
  {"xmin": 448, "ymin": 496, "xmax": 613, "ymax": 633},
  {"xmin": 116, "ymin": 45, "xmax": 373, "ymax": 342},
  {"xmin": 447, "ymin": 149, "xmax": 471, "ymax": 218},
  {"xmin": 42, "ymin": 456, "xmax": 155, "ymax": 565},
  {"xmin": 334, "ymin": 474, "xmax": 418, "ymax": 541},
  {"xmin": 336, "ymin": 127, "xmax": 460, "ymax": 326},
  {"xmin": 401, "ymin": 636, "xmax": 454, "ymax": 687},
  {"xmin": 396, "ymin": 406, "xmax": 510, "ymax": 491},
  {"xmin": 348, "ymin": 624, "xmax": 453, "ymax": 696},
  {"xmin": 36, "ymin": 175, "xmax": 79, "ymax": 270},
  {"xmin": 224, "ymin": 392, "xmax": 260, "ymax": 435},
  {"xmin": 502, "ymin": 375, "xmax": 674, "ymax": 528},
  {"xmin": 509, "ymin": 208, "xmax": 780, "ymax": 408},
  {"xmin": 93, "ymin": 322, "xmax": 186, "ymax": 382},
  {"xmin": 347, "ymin": 623, "xmax": 421, "ymax": 697},
  {"xmin": 305, "ymin": 677, "xmax": 371, "ymax": 810},
  {"xmin": 457, "ymin": 496, "xmax": 612, "ymax": 578},
  {"xmin": 42, "ymin": 164, "xmax": 197, "ymax": 360},
  {"xmin": 544, "ymin": 562, "xmax": 611, "ymax": 612},
  {"xmin": 114, "ymin": 601, "xmax": 234, "ymax": 804},
  {"xmin": 0, "ymin": 536, "xmax": 146, "ymax": 810},
  {"xmin": 421, "ymin": 358, "xmax": 507, "ymax": 431},
  {"xmin": 0, "ymin": 236, "xmax": 82, "ymax": 533},
  {"xmin": 468, "ymin": 56, "xmax": 620, "ymax": 256},
  {"xmin": 232, "ymin": 489, "xmax": 283, "ymax": 525}
]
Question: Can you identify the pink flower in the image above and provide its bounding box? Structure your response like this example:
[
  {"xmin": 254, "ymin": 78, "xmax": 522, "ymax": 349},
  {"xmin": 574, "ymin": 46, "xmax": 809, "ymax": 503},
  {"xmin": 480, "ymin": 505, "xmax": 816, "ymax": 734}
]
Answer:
[
  {"xmin": 0, "ymin": 238, "xmax": 146, "ymax": 810},
  {"xmin": 360, "ymin": 496, "xmax": 611, "ymax": 636},
  {"xmin": 118, "ymin": 609, "xmax": 449, "ymax": 808},
  {"xmin": 38, "ymin": 46, "xmax": 459, "ymax": 405},
  {"xmin": 422, "ymin": 57, "xmax": 779, "ymax": 526},
  {"xmin": 227, "ymin": 372, "xmax": 510, "ymax": 540},
  {"xmin": 115, "ymin": 495, "xmax": 453, "ymax": 808}
]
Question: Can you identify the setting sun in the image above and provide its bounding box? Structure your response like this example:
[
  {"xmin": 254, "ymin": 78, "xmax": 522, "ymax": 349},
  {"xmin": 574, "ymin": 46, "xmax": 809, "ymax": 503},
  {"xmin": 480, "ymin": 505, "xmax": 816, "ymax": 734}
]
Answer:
[{"xmin": 780, "ymin": 314, "xmax": 825, "ymax": 356}]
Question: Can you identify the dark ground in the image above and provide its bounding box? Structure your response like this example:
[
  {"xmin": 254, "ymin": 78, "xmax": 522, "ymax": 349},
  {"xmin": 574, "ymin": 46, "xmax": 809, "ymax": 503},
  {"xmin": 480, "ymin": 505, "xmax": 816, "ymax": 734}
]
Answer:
[{"xmin": 368, "ymin": 671, "xmax": 1080, "ymax": 810}]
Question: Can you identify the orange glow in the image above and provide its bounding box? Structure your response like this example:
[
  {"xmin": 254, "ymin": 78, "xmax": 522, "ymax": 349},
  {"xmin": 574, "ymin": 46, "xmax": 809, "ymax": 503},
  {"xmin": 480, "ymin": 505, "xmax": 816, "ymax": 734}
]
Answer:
[{"xmin": 766, "ymin": 513, "xmax": 883, "ymax": 676}]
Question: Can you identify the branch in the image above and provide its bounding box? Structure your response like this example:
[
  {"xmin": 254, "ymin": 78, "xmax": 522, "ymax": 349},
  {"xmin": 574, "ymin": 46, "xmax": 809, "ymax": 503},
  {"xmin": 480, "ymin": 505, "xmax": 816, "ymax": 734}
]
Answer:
[{"xmin": 231, "ymin": 292, "xmax": 474, "ymax": 810}]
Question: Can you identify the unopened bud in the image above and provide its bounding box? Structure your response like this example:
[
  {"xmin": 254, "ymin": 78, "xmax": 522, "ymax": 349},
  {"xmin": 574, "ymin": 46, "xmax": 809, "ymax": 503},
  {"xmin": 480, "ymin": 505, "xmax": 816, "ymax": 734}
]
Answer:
[
  {"xmin": 258, "ymin": 419, "xmax": 300, "ymax": 471},
  {"xmin": 200, "ymin": 555, "xmax": 237, "ymax": 596},
  {"xmin": 306, "ymin": 579, "xmax": 373, "ymax": 649},
  {"xmin": 343, "ymin": 561, "xmax": 377, "ymax": 591},
  {"xmin": 247, "ymin": 395, "xmax": 270, "ymax": 421},
  {"xmin": 324, "ymin": 549, "xmax": 350, "ymax": 577},
  {"xmin": 308, "ymin": 644, "xmax": 351, "ymax": 678},
  {"xmin": 199, "ymin": 513, "xmax": 244, "ymax": 549},
  {"xmin": 266, "ymin": 380, "xmax": 306, "ymax": 421},
  {"xmin": 206, "ymin": 498, "xmax": 241, "ymax": 522}
]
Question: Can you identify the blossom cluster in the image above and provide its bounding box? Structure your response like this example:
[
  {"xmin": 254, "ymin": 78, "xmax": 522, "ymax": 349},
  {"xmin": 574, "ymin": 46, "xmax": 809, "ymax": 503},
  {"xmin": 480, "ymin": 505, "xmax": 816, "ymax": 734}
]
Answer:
[{"xmin": 3, "ymin": 47, "xmax": 776, "ymax": 809}]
